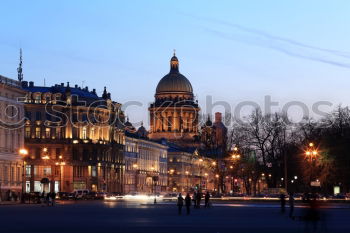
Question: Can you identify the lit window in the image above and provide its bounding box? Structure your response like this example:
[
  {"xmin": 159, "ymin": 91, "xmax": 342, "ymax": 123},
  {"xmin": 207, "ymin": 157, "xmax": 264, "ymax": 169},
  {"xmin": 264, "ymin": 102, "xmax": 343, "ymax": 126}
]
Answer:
[
  {"xmin": 25, "ymin": 127, "xmax": 31, "ymax": 138},
  {"xmin": 25, "ymin": 165, "xmax": 31, "ymax": 177},
  {"xmin": 82, "ymin": 127, "xmax": 87, "ymax": 139},
  {"xmin": 35, "ymin": 128, "xmax": 41, "ymax": 138},
  {"xmin": 34, "ymin": 94, "xmax": 41, "ymax": 104},
  {"xmin": 92, "ymin": 166, "xmax": 97, "ymax": 177},
  {"xmin": 45, "ymin": 128, "xmax": 50, "ymax": 138}
]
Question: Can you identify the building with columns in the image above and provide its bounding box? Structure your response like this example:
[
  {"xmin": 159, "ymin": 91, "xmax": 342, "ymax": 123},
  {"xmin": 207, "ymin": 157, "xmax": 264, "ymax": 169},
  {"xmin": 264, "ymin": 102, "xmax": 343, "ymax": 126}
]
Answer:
[
  {"xmin": 21, "ymin": 81, "xmax": 125, "ymax": 194},
  {"xmin": 148, "ymin": 53, "xmax": 200, "ymax": 145},
  {"xmin": 123, "ymin": 122, "xmax": 168, "ymax": 194},
  {"xmin": 147, "ymin": 53, "xmax": 218, "ymax": 193},
  {"xmin": 0, "ymin": 75, "xmax": 26, "ymax": 201}
]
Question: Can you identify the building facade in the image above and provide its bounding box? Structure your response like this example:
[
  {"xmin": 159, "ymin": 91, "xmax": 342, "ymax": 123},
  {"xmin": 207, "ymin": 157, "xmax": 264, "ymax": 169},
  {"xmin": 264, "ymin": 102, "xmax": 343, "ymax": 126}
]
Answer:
[
  {"xmin": 0, "ymin": 75, "xmax": 26, "ymax": 200},
  {"xmin": 167, "ymin": 144, "xmax": 214, "ymax": 193},
  {"xmin": 148, "ymin": 53, "xmax": 200, "ymax": 145},
  {"xmin": 22, "ymin": 81, "xmax": 125, "ymax": 193},
  {"xmin": 124, "ymin": 130, "xmax": 168, "ymax": 194}
]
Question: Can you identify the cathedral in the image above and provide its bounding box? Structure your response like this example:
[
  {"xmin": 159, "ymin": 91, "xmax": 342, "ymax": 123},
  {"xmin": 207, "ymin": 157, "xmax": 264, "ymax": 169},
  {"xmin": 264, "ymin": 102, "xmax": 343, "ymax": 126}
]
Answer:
[{"xmin": 148, "ymin": 52, "xmax": 200, "ymax": 145}]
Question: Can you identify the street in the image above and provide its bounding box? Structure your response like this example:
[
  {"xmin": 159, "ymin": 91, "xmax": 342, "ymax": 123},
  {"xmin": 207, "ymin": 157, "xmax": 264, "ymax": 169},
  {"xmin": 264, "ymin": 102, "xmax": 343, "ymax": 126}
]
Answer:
[{"xmin": 0, "ymin": 200, "xmax": 349, "ymax": 233}]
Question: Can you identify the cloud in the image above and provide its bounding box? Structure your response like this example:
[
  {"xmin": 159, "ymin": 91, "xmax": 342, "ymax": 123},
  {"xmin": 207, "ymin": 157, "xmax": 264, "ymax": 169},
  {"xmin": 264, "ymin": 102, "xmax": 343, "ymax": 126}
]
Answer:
[{"xmin": 181, "ymin": 12, "xmax": 350, "ymax": 69}]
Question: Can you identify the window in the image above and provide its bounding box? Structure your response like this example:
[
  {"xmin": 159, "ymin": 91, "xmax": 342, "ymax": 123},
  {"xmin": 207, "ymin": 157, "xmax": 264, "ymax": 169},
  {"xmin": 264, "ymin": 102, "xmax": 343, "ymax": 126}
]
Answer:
[
  {"xmin": 167, "ymin": 117, "xmax": 172, "ymax": 131},
  {"xmin": 34, "ymin": 181, "xmax": 41, "ymax": 192},
  {"xmin": 34, "ymin": 94, "xmax": 41, "ymax": 104},
  {"xmin": 45, "ymin": 128, "xmax": 50, "ymax": 138},
  {"xmin": 43, "ymin": 167, "xmax": 51, "ymax": 176},
  {"xmin": 82, "ymin": 127, "xmax": 87, "ymax": 139},
  {"xmin": 25, "ymin": 165, "xmax": 31, "ymax": 177},
  {"xmin": 92, "ymin": 166, "xmax": 97, "ymax": 177},
  {"xmin": 25, "ymin": 181, "xmax": 30, "ymax": 193},
  {"xmin": 91, "ymin": 127, "xmax": 95, "ymax": 139},
  {"xmin": 35, "ymin": 127, "xmax": 41, "ymax": 138},
  {"xmin": 25, "ymin": 127, "xmax": 31, "ymax": 138}
]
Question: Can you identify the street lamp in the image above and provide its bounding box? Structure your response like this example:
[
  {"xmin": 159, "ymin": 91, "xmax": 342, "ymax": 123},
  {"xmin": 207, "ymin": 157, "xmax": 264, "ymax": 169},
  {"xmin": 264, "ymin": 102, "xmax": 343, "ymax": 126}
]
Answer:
[
  {"xmin": 305, "ymin": 142, "xmax": 319, "ymax": 191},
  {"xmin": 305, "ymin": 142, "xmax": 318, "ymax": 162},
  {"xmin": 185, "ymin": 171, "xmax": 189, "ymax": 192},
  {"xmin": 19, "ymin": 148, "xmax": 28, "ymax": 203},
  {"xmin": 133, "ymin": 163, "xmax": 138, "ymax": 192}
]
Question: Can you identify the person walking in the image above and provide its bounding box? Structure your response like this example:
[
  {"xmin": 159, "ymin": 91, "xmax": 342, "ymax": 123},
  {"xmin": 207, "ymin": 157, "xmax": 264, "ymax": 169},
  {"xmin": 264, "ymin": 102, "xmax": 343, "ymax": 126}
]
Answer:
[
  {"xmin": 51, "ymin": 192, "xmax": 56, "ymax": 206},
  {"xmin": 41, "ymin": 192, "xmax": 46, "ymax": 207},
  {"xmin": 280, "ymin": 193, "xmax": 286, "ymax": 213},
  {"xmin": 177, "ymin": 193, "xmax": 184, "ymax": 215},
  {"xmin": 196, "ymin": 191, "xmax": 202, "ymax": 208},
  {"xmin": 192, "ymin": 191, "xmax": 197, "ymax": 208},
  {"xmin": 185, "ymin": 193, "xmax": 192, "ymax": 215},
  {"xmin": 289, "ymin": 192, "xmax": 295, "ymax": 219},
  {"xmin": 46, "ymin": 192, "xmax": 51, "ymax": 206},
  {"xmin": 205, "ymin": 192, "xmax": 210, "ymax": 208}
]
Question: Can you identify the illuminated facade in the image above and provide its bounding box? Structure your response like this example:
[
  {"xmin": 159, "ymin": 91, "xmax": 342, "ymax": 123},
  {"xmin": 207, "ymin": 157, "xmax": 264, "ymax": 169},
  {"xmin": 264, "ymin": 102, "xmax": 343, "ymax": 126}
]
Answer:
[
  {"xmin": 148, "ymin": 53, "xmax": 200, "ymax": 145},
  {"xmin": 167, "ymin": 145, "xmax": 214, "ymax": 192},
  {"xmin": 124, "ymin": 128, "xmax": 168, "ymax": 194},
  {"xmin": 21, "ymin": 81, "xmax": 125, "ymax": 193},
  {"xmin": 0, "ymin": 75, "xmax": 26, "ymax": 200}
]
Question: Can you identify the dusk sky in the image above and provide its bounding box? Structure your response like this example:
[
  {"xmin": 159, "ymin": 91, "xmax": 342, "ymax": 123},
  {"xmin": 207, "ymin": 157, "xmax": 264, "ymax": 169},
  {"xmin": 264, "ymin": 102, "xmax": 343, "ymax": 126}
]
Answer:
[{"xmin": 1, "ymin": 0, "xmax": 350, "ymax": 127}]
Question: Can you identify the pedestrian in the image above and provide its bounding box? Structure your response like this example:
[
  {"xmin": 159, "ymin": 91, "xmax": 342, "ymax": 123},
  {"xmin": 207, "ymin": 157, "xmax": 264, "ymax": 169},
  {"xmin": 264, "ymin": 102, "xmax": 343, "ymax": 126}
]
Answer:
[
  {"xmin": 41, "ymin": 191, "xmax": 46, "ymax": 206},
  {"xmin": 177, "ymin": 193, "xmax": 184, "ymax": 215},
  {"xmin": 185, "ymin": 193, "xmax": 191, "ymax": 215},
  {"xmin": 192, "ymin": 191, "xmax": 197, "ymax": 208},
  {"xmin": 280, "ymin": 193, "xmax": 286, "ymax": 213},
  {"xmin": 196, "ymin": 191, "xmax": 202, "ymax": 208},
  {"xmin": 205, "ymin": 192, "xmax": 210, "ymax": 208},
  {"xmin": 46, "ymin": 192, "xmax": 51, "ymax": 206},
  {"xmin": 289, "ymin": 192, "xmax": 295, "ymax": 219},
  {"xmin": 51, "ymin": 192, "xmax": 56, "ymax": 206}
]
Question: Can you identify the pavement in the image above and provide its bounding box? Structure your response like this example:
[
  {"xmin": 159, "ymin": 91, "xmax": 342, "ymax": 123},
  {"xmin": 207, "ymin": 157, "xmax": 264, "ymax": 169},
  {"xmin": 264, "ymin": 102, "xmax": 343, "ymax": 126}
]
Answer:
[{"xmin": 0, "ymin": 200, "xmax": 349, "ymax": 233}]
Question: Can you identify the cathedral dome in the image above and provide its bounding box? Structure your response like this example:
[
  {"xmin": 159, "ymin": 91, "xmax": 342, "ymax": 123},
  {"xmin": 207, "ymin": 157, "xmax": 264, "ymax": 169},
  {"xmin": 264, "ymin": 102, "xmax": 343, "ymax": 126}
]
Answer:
[{"xmin": 155, "ymin": 53, "xmax": 193, "ymax": 94}]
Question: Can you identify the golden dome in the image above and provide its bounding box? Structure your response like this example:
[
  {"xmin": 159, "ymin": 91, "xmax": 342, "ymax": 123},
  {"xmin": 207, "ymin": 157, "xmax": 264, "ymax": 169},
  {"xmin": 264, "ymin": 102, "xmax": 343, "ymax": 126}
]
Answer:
[{"xmin": 155, "ymin": 54, "xmax": 193, "ymax": 94}]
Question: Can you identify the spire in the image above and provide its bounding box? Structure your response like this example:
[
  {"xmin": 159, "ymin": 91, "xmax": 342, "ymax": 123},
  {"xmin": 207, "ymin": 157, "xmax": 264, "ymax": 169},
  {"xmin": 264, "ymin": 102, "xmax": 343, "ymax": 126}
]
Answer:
[
  {"xmin": 65, "ymin": 82, "xmax": 71, "ymax": 93},
  {"xmin": 102, "ymin": 86, "xmax": 108, "ymax": 99},
  {"xmin": 17, "ymin": 48, "xmax": 23, "ymax": 82},
  {"xmin": 170, "ymin": 50, "xmax": 179, "ymax": 73}
]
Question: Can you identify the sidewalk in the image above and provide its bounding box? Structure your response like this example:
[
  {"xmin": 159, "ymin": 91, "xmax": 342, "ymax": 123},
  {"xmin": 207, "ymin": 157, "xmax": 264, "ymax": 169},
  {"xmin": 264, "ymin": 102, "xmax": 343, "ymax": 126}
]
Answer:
[{"xmin": 0, "ymin": 201, "xmax": 21, "ymax": 206}]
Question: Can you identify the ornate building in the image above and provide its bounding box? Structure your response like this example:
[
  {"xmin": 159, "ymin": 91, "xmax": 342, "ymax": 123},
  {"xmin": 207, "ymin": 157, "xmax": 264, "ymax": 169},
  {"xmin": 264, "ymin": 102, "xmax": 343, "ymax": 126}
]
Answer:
[
  {"xmin": 123, "ymin": 121, "xmax": 168, "ymax": 194},
  {"xmin": 21, "ymin": 81, "xmax": 125, "ymax": 193},
  {"xmin": 0, "ymin": 75, "xmax": 26, "ymax": 200},
  {"xmin": 200, "ymin": 112, "xmax": 228, "ymax": 153},
  {"xmin": 167, "ymin": 144, "xmax": 214, "ymax": 193},
  {"xmin": 149, "ymin": 53, "xmax": 200, "ymax": 145}
]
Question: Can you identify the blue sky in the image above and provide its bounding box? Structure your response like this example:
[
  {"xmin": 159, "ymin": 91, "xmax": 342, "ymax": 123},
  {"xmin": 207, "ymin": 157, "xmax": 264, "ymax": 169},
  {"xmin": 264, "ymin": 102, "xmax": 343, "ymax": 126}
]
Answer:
[{"xmin": 1, "ymin": 0, "xmax": 350, "ymax": 127}]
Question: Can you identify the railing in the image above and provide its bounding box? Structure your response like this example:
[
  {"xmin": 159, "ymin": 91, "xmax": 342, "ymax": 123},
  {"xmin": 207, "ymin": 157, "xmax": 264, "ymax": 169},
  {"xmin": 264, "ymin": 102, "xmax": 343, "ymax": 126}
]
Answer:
[{"xmin": 0, "ymin": 75, "xmax": 21, "ymax": 88}]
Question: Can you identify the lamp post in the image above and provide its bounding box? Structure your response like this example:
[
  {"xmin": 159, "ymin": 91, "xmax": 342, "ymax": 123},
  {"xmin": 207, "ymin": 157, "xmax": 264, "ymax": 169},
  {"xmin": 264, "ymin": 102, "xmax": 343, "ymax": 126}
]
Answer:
[
  {"xmin": 19, "ymin": 148, "xmax": 28, "ymax": 203},
  {"xmin": 305, "ymin": 142, "xmax": 318, "ymax": 192},
  {"xmin": 199, "ymin": 158, "xmax": 203, "ymax": 191},
  {"xmin": 230, "ymin": 146, "xmax": 241, "ymax": 194},
  {"xmin": 55, "ymin": 155, "xmax": 66, "ymax": 192},
  {"xmin": 185, "ymin": 171, "xmax": 189, "ymax": 192},
  {"xmin": 133, "ymin": 163, "xmax": 138, "ymax": 193}
]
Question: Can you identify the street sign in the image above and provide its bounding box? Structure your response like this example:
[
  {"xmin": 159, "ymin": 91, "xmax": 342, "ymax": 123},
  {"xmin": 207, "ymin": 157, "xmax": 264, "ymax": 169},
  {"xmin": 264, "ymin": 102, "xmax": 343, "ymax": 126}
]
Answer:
[{"xmin": 311, "ymin": 181, "xmax": 321, "ymax": 187}]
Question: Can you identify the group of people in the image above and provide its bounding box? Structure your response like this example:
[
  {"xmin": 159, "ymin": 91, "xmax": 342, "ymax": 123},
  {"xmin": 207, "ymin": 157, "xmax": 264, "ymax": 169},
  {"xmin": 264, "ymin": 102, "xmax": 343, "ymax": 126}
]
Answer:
[
  {"xmin": 40, "ymin": 192, "xmax": 56, "ymax": 206},
  {"xmin": 177, "ymin": 191, "xmax": 211, "ymax": 215}
]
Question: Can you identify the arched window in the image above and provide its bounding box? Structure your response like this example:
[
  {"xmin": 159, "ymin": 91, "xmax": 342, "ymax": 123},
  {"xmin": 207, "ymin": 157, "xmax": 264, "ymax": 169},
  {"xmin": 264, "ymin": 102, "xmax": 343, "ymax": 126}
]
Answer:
[
  {"xmin": 82, "ymin": 127, "xmax": 87, "ymax": 139},
  {"xmin": 167, "ymin": 116, "xmax": 172, "ymax": 131}
]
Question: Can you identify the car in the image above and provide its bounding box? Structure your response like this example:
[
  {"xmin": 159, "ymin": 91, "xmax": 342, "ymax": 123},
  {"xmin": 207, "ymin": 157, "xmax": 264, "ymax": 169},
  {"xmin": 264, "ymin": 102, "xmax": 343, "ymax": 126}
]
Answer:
[
  {"xmin": 96, "ymin": 192, "xmax": 108, "ymax": 199},
  {"xmin": 56, "ymin": 192, "xmax": 70, "ymax": 200},
  {"xmin": 86, "ymin": 192, "xmax": 98, "ymax": 200},
  {"xmin": 73, "ymin": 189, "xmax": 90, "ymax": 199}
]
